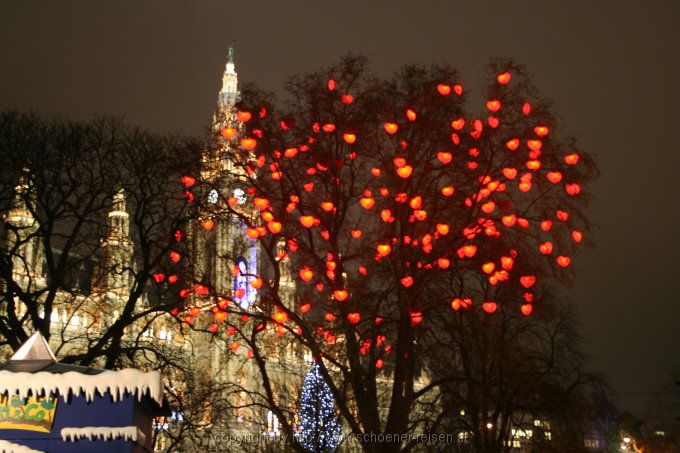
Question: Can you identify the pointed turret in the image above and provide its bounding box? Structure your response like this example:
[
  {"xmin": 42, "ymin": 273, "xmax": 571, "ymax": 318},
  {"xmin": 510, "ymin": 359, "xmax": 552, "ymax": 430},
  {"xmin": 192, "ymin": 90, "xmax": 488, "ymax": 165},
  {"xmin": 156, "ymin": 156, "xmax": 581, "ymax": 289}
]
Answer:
[
  {"xmin": 204, "ymin": 43, "xmax": 250, "ymax": 185},
  {"xmin": 216, "ymin": 42, "xmax": 240, "ymax": 123},
  {"xmin": 6, "ymin": 168, "xmax": 37, "ymax": 229},
  {"xmin": 106, "ymin": 188, "xmax": 131, "ymax": 245},
  {"xmin": 99, "ymin": 189, "xmax": 134, "ymax": 296},
  {"xmin": 3, "ymin": 169, "xmax": 45, "ymax": 289}
]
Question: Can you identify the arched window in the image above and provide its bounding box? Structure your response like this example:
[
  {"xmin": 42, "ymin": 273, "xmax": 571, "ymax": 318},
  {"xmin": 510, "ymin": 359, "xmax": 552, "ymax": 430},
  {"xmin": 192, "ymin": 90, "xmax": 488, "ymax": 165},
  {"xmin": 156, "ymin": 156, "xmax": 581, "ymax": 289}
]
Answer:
[
  {"xmin": 234, "ymin": 257, "xmax": 250, "ymax": 309},
  {"xmin": 234, "ymin": 245, "xmax": 258, "ymax": 308},
  {"xmin": 266, "ymin": 410, "xmax": 279, "ymax": 436}
]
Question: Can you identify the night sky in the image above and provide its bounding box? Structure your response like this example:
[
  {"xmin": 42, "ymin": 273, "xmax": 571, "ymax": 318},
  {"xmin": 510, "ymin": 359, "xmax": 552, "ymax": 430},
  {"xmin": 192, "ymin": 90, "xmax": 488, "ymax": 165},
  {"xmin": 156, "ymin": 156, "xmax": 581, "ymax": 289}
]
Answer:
[{"xmin": 1, "ymin": 1, "xmax": 679, "ymax": 415}]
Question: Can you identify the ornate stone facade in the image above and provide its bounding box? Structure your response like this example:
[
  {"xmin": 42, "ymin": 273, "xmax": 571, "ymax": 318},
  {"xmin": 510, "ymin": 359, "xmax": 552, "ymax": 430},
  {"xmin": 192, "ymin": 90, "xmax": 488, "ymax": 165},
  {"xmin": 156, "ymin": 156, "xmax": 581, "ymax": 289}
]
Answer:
[{"xmin": 1, "ymin": 47, "xmax": 303, "ymax": 449}]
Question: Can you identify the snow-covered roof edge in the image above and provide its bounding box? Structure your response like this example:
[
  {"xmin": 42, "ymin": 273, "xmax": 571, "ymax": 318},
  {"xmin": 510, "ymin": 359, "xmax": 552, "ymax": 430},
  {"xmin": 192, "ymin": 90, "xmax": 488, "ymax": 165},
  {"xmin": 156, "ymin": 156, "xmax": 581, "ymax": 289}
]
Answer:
[
  {"xmin": 0, "ymin": 368, "xmax": 163, "ymax": 404},
  {"xmin": 0, "ymin": 439, "xmax": 45, "ymax": 453},
  {"xmin": 60, "ymin": 426, "xmax": 140, "ymax": 443}
]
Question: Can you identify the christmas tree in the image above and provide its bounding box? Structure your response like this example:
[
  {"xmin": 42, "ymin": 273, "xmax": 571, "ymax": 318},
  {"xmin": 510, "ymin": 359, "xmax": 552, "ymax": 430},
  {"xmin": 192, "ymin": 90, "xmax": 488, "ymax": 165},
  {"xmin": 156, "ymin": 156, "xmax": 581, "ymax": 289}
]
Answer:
[{"xmin": 298, "ymin": 361, "xmax": 341, "ymax": 452}]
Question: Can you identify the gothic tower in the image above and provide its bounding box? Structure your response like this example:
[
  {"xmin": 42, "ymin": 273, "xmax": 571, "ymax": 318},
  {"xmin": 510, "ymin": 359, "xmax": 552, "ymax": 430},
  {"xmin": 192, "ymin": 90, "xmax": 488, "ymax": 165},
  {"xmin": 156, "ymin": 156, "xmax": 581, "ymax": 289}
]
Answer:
[
  {"xmin": 89, "ymin": 188, "xmax": 135, "ymax": 332},
  {"xmin": 3, "ymin": 169, "xmax": 45, "ymax": 291},
  {"xmin": 187, "ymin": 49, "xmax": 300, "ymax": 436},
  {"xmin": 100, "ymin": 189, "xmax": 134, "ymax": 297},
  {"xmin": 190, "ymin": 45, "xmax": 260, "ymax": 376}
]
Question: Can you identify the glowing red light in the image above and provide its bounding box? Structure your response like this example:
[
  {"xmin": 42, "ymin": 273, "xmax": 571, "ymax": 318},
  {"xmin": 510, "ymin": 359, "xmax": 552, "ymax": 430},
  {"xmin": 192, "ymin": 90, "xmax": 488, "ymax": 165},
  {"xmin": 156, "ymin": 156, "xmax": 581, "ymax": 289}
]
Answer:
[
  {"xmin": 299, "ymin": 268, "xmax": 314, "ymax": 282},
  {"xmin": 539, "ymin": 242, "xmax": 553, "ymax": 254},
  {"xmin": 181, "ymin": 176, "xmax": 196, "ymax": 187},
  {"xmin": 267, "ymin": 221, "xmax": 282, "ymax": 234},
  {"xmin": 534, "ymin": 126, "xmax": 549, "ymax": 137},
  {"xmin": 503, "ymin": 167, "xmax": 517, "ymax": 179},
  {"xmin": 237, "ymin": 111, "xmax": 252, "ymax": 122},
  {"xmin": 300, "ymin": 215, "xmax": 315, "ymax": 228},
  {"xmin": 565, "ymin": 153, "xmax": 580, "ymax": 165},
  {"xmin": 565, "ymin": 183, "xmax": 581, "ymax": 196},
  {"xmin": 506, "ymin": 139, "xmax": 520, "ymax": 150},
  {"xmin": 451, "ymin": 118, "xmax": 465, "ymax": 130},
  {"xmin": 520, "ymin": 275, "xmax": 536, "ymax": 288},
  {"xmin": 486, "ymin": 100, "xmax": 501, "ymax": 112},
  {"xmin": 240, "ymin": 138, "xmax": 257, "ymax": 151},
  {"xmin": 333, "ymin": 289, "xmax": 349, "ymax": 301},
  {"xmin": 396, "ymin": 166, "xmax": 413, "ymax": 178},
  {"xmin": 384, "ymin": 122, "xmax": 399, "ymax": 134},
  {"xmin": 437, "ymin": 84, "xmax": 451, "ymax": 95},
  {"xmin": 221, "ymin": 127, "xmax": 237, "ymax": 140},
  {"xmin": 556, "ymin": 256, "xmax": 571, "ymax": 267},
  {"xmin": 547, "ymin": 172, "xmax": 563, "ymax": 184},
  {"xmin": 482, "ymin": 301, "xmax": 497, "ymax": 314},
  {"xmin": 273, "ymin": 311, "xmax": 288, "ymax": 324},
  {"xmin": 481, "ymin": 262, "xmax": 495, "ymax": 274},
  {"xmin": 400, "ymin": 276, "xmax": 414, "ymax": 287},
  {"xmin": 214, "ymin": 311, "xmax": 227, "ymax": 322},
  {"xmin": 497, "ymin": 72, "xmax": 511, "ymax": 85},
  {"xmin": 360, "ymin": 197, "xmax": 375, "ymax": 209},
  {"xmin": 343, "ymin": 133, "xmax": 357, "ymax": 144},
  {"xmin": 194, "ymin": 284, "xmax": 209, "ymax": 296},
  {"xmin": 527, "ymin": 140, "xmax": 542, "ymax": 151},
  {"xmin": 437, "ymin": 151, "xmax": 453, "ymax": 164}
]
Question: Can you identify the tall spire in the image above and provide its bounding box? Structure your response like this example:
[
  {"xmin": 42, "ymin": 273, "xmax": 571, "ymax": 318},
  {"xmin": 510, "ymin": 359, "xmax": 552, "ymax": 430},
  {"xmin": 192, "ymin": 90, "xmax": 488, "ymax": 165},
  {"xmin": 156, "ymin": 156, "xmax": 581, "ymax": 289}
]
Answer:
[
  {"xmin": 217, "ymin": 42, "xmax": 239, "ymax": 116},
  {"xmin": 4, "ymin": 168, "xmax": 45, "ymax": 288},
  {"xmin": 227, "ymin": 43, "xmax": 235, "ymax": 66},
  {"xmin": 8, "ymin": 168, "xmax": 35, "ymax": 226},
  {"xmin": 100, "ymin": 188, "xmax": 133, "ymax": 295},
  {"xmin": 106, "ymin": 188, "xmax": 131, "ymax": 244}
]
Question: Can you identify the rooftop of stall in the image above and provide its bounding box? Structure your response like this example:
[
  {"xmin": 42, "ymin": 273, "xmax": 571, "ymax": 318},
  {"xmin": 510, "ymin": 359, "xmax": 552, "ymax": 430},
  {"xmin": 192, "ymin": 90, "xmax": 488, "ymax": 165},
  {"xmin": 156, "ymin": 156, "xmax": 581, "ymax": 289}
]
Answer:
[{"xmin": 0, "ymin": 333, "xmax": 169, "ymax": 453}]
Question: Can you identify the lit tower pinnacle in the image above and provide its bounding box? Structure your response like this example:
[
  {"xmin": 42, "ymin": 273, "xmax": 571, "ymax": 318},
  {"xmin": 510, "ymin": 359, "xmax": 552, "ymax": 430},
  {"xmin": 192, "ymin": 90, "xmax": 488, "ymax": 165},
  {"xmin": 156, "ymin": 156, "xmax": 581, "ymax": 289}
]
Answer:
[
  {"xmin": 100, "ymin": 188, "xmax": 134, "ymax": 295},
  {"xmin": 214, "ymin": 43, "xmax": 240, "ymax": 130},
  {"xmin": 3, "ymin": 169, "xmax": 45, "ymax": 290},
  {"xmin": 106, "ymin": 189, "xmax": 131, "ymax": 243},
  {"xmin": 204, "ymin": 42, "xmax": 246, "ymax": 182}
]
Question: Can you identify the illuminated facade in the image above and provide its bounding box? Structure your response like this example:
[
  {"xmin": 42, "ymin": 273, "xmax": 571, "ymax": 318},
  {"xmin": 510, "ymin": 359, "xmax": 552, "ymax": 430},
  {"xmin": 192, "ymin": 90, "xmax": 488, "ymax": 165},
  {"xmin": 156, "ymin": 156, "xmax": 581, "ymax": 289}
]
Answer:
[
  {"xmin": 187, "ymin": 46, "xmax": 302, "ymax": 433},
  {"xmin": 1, "ymin": 46, "xmax": 301, "ymax": 448},
  {"xmin": 189, "ymin": 45, "xmax": 302, "ymax": 438}
]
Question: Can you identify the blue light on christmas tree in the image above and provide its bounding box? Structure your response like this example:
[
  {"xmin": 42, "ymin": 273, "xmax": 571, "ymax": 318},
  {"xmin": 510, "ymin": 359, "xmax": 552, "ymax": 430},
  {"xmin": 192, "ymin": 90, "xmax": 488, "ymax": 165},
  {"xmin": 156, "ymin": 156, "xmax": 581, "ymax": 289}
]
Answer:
[{"xmin": 298, "ymin": 361, "xmax": 341, "ymax": 452}]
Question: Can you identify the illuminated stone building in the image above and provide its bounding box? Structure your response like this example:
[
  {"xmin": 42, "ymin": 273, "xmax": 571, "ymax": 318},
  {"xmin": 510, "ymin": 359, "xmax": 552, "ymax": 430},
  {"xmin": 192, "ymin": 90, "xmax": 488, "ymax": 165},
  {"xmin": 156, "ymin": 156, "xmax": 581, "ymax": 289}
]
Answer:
[{"xmin": 1, "ymin": 46, "xmax": 301, "ymax": 449}]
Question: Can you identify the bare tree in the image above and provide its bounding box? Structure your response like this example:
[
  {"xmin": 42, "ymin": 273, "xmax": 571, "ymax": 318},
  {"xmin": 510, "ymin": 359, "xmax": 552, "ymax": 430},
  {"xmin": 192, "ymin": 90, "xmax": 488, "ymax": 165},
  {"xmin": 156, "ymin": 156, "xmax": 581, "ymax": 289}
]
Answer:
[
  {"xmin": 0, "ymin": 110, "xmax": 202, "ymax": 369},
  {"xmin": 425, "ymin": 295, "xmax": 604, "ymax": 452},
  {"xmin": 188, "ymin": 55, "xmax": 598, "ymax": 452}
]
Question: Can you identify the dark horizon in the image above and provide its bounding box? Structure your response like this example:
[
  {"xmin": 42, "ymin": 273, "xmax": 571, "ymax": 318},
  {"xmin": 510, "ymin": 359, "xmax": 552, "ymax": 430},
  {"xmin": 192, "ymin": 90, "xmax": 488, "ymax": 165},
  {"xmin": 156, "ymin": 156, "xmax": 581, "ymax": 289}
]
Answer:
[{"xmin": 1, "ymin": 0, "xmax": 679, "ymax": 416}]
